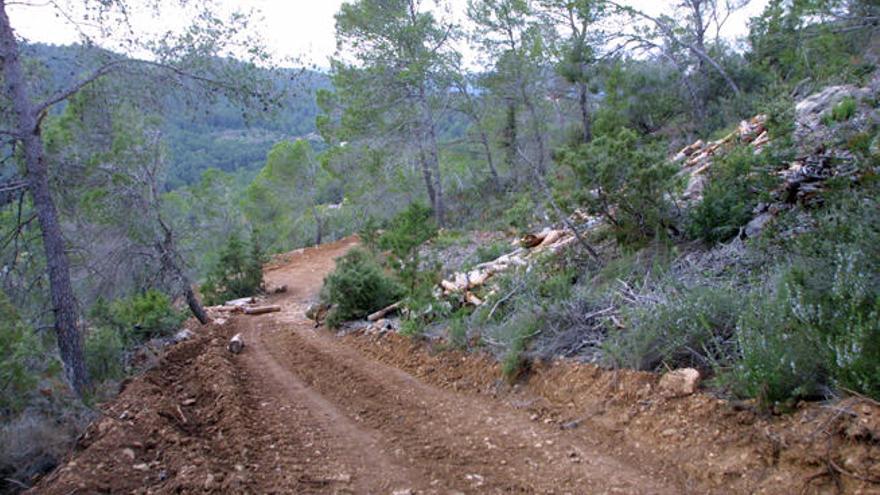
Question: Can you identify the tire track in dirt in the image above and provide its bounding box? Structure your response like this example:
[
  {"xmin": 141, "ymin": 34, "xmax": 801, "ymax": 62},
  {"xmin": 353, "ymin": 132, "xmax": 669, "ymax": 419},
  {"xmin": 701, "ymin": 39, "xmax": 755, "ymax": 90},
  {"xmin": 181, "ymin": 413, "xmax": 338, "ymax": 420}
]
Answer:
[{"xmin": 235, "ymin": 237, "xmax": 687, "ymax": 493}]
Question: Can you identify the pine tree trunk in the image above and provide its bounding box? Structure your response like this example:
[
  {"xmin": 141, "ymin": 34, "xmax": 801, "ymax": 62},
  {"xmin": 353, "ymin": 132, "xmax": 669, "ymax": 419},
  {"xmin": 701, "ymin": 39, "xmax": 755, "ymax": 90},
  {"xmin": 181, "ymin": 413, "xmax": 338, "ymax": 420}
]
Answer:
[
  {"xmin": 185, "ymin": 287, "xmax": 210, "ymax": 324},
  {"xmin": 503, "ymin": 101, "xmax": 518, "ymax": 170},
  {"xmin": 478, "ymin": 129, "xmax": 501, "ymax": 191},
  {"xmin": 155, "ymin": 216, "xmax": 209, "ymax": 325},
  {"xmin": 578, "ymin": 82, "xmax": 592, "ymax": 144},
  {"xmin": 419, "ymin": 89, "xmax": 445, "ymax": 226},
  {"xmin": 0, "ymin": 3, "xmax": 90, "ymax": 395},
  {"xmin": 313, "ymin": 208, "xmax": 323, "ymax": 246},
  {"xmin": 417, "ymin": 144, "xmax": 437, "ymax": 214}
]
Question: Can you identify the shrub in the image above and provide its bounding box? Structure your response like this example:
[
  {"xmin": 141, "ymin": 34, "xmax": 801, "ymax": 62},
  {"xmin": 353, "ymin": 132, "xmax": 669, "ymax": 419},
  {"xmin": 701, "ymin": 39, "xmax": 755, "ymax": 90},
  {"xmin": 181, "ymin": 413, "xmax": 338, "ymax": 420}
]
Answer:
[
  {"xmin": 687, "ymin": 146, "xmax": 775, "ymax": 244},
  {"xmin": 603, "ymin": 285, "xmax": 743, "ymax": 372},
  {"xmin": 0, "ymin": 294, "xmax": 43, "ymax": 416},
  {"xmin": 321, "ymin": 248, "xmax": 404, "ymax": 328},
  {"xmin": 785, "ymin": 248, "xmax": 880, "ymax": 399},
  {"xmin": 503, "ymin": 194, "xmax": 536, "ymax": 231},
  {"xmin": 378, "ymin": 202, "xmax": 437, "ymax": 261},
  {"xmin": 830, "ymin": 96, "xmax": 857, "ymax": 123},
  {"xmin": 358, "ymin": 215, "xmax": 382, "ymax": 252},
  {"xmin": 84, "ymin": 325, "xmax": 126, "ymax": 383},
  {"xmin": 91, "ymin": 289, "xmax": 186, "ymax": 343},
  {"xmin": 379, "ymin": 202, "xmax": 437, "ymax": 292},
  {"xmin": 468, "ymin": 240, "xmax": 510, "ymax": 267},
  {"xmin": 557, "ymin": 128, "xmax": 678, "ymax": 247},
  {"xmin": 497, "ymin": 309, "xmax": 541, "ymax": 382},
  {"xmin": 202, "ymin": 232, "xmax": 265, "ymax": 305},
  {"xmin": 725, "ymin": 283, "xmax": 827, "ymax": 408}
]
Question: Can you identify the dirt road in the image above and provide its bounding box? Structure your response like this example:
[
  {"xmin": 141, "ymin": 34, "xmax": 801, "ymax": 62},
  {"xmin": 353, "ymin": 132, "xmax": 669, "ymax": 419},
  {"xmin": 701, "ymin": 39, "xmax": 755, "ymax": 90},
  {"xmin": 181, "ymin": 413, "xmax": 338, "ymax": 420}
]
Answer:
[
  {"xmin": 235, "ymin": 238, "xmax": 686, "ymax": 493},
  {"xmin": 33, "ymin": 237, "xmax": 880, "ymax": 494}
]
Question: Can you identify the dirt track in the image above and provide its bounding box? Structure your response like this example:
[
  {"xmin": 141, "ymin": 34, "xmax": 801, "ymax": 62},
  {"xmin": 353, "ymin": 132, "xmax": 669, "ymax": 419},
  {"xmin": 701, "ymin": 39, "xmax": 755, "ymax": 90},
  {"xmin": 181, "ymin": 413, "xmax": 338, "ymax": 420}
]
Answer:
[{"xmin": 32, "ymin": 238, "xmax": 880, "ymax": 494}]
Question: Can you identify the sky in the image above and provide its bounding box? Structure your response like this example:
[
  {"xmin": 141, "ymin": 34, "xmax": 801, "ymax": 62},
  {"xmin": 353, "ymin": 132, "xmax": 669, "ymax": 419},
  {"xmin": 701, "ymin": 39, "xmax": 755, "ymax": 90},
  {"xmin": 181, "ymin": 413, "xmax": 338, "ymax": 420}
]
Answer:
[{"xmin": 7, "ymin": 0, "xmax": 768, "ymax": 69}]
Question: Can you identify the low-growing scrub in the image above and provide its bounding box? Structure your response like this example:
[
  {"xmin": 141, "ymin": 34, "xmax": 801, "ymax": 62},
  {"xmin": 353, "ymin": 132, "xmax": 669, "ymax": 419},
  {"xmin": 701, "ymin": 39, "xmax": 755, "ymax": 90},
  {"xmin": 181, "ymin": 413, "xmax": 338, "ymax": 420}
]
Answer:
[
  {"xmin": 687, "ymin": 146, "xmax": 776, "ymax": 244},
  {"xmin": 320, "ymin": 248, "xmax": 404, "ymax": 328},
  {"xmin": 0, "ymin": 294, "xmax": 46, "ymax": 416},
  {"xmin": 603, "ymin": 284, "xmax": 743, "ymax": 373}
]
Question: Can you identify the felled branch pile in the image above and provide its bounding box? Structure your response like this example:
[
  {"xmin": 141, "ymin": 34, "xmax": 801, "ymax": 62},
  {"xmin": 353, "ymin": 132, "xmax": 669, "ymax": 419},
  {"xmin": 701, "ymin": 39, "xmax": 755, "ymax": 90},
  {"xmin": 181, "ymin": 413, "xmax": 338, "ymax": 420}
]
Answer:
[
  {"xmin": 438, "ymin": 227, "xmax": 581, "ymax": 307},
  {"xmin": 675, "ymin": 114, "xmax": 769, "ymax": 202},
  {"xmin": 206, "ymin": 296, "xmax": 281, "ymax": 318}
]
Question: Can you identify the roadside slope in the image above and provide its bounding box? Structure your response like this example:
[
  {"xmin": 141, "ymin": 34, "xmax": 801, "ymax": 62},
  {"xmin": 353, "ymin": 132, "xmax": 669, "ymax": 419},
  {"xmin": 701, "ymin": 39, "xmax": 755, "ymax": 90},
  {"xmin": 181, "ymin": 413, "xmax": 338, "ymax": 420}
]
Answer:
[{"xmin": 32, "ymin": 236, "xmax": 879, "ymax": 494}]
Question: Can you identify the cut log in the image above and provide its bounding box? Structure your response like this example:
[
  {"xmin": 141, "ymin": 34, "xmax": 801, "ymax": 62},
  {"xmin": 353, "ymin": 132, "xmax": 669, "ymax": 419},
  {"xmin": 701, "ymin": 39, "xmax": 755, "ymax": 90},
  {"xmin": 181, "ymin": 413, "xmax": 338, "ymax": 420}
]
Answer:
[
  {"xmin": 368, "ymin": 301, "xmax": 402, "ymax": 322},
  {"xmin": 538, "ymin": 229, "xmax": 564, "ymax": 248},
  {"xmin": 453, "ymin": 272, "xmax": 469, "ymax": 291},
  {"xmin": 225, "ymin": 297, "xmax": 255, "ymax": 307},
  {"xmin": 465, "ymin": 292, "xmax": 484, "ymax": 306},
  {"xmin": 467, "ymin": 270, "xmax": 490, "ymax": 289},
  {"xmin": 227, "ymin": 334, "xmax": 245, "ymax": 354},
  {"xmin": 212, "ymin": 306, "xmax": 239, "ymax": 313},
  {"xmin": 440, "ymin": 280, "xmax": 459, "ymax": 293},
  {"xmin": 244, "ymin": 305, "xmax": 281, "ymax": 315}
]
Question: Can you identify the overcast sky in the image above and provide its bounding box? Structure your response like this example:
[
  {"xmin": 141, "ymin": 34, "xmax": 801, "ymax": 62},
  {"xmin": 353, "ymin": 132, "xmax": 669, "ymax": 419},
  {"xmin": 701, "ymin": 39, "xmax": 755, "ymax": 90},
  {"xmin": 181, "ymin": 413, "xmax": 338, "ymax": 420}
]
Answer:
[{"xmin": 7, "ymin": 0, "xmax": 768, "ymax": 69}]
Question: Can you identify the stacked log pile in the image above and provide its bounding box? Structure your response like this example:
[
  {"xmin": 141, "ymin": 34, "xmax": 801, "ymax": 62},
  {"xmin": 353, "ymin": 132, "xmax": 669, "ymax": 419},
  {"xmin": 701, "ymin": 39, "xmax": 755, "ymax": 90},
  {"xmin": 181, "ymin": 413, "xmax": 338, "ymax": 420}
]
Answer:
[
  {"xmin": 675, "ymin": 114, "xmax": 769, "ymax": 202},
  {"xmin": 438, "ymin": 227, "xmax": 582, "ymax": 307}
]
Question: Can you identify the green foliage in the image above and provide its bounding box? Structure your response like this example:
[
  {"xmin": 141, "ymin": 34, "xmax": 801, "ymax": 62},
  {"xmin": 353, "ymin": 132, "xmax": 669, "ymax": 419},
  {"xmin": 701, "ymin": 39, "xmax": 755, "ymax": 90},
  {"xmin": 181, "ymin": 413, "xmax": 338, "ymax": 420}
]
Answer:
[
  {"xmin": 727, "ymin": 287, "xmax": 823, "ymax": 409},
  {"xmin": 90, "ymin": 290, "xmax": 186, "ymax": 344},
  {"xmin": 379, "ymin": 203, "xmax": 438, "ymax": 293},
  {"xmin": 0, "ymin": 294, "xmax": 44, "ymax": 415},
  {"xmin": 321, "ymin": 248, "xmax": 404, "ymax": 328},
  {"xmin": 202, "ymin": 233, "xmax": 266, "ymax": 306},
  {"xmin": 469, "ymin": 240, "xmax": 510, "ymax": 267},
  {"xmin": 830, "ymin": 96, "xmax": 858, "ymax": 123},
  {"xmin": 748, "ymin": 0, "xmax": 872, "ymax": 86},
  {"xmin": 503, "ymin": 194, "xmax": 536, "ymax": 230},
  {"xmin": 358, "ymin": 216, "xmax": 382, "ymax": 252},
  {"xmin": 603, "ymin": 286, "xmax": 742, "ymax": 372},
  {"xmin": 687, "ymin": 146, "xmax": 776, "ymax": 244},
  {"xmin": 84, "ymin": 326, "xmax": 126, "ymax": 383},
  {"xmin": 557, "ymin": 128, "xmax": 677, "ymax": 247},
  {"xmin": 726, "ymin": 183, "xmax": 880, "ymax": 405},
  {"xmin": 378, "ymin": 203, "xmax": 438, "ymax": 260},
  {"xmin": 498, "ymin": 310, "xmax": 541, "ymax": 382}
]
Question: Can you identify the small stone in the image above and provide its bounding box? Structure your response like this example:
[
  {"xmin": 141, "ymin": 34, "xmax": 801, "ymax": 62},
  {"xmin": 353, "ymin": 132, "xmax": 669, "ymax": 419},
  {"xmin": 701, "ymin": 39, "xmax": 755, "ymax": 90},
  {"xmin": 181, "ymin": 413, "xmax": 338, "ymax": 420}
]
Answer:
[
  {"xmin": 122, "ymin": 448, "xmax": 136, "ymax": 460},
  {"xmin": 204, "ymin": 473, "xmax": 215, "ymax": 490},
  {"xmin": 560, "ymin": 420, "xmax": 580, "ymax": 430},
  {"xmin": 392, "ymin": 490, "xmax": 414, "ymax": 495},
  {"xmin": 133, "ymin": 463, "xmax": 149, "ymax": 471},
  {"xmin": 659, "ymin": 368, "xmax": 701, "ymax": 398}
]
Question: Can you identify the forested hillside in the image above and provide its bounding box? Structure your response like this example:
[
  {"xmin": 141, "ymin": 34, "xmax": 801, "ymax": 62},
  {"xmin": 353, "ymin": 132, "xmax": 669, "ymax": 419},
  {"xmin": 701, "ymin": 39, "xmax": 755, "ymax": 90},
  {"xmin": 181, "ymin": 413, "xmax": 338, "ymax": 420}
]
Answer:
[
  {"xmin": 2, "ymin": 0, "xmax": 880, "ymax": 493},
  {"xmin": 25, "ymin": 43, "xmax": 331, "ymax": 188}
]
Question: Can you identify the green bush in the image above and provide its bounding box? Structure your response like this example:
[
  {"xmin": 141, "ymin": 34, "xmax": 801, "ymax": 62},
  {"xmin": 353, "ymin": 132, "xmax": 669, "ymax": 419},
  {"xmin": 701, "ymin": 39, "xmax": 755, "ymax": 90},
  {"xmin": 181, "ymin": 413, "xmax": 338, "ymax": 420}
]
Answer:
[
  {"xmin": 378, "ymin": 202, "xmax": 437, "ymax": 260},
  {"xmin": 497, "ymin": 310, "xmax": 541, "ymax": 381},
  {"xmin": 202, "ymin": 232, "xmax": 265, "ymax": 305},
  {"xmin": 830, "ymin": 96, "xmax": 857, "ymax": 123},
  {"xmin": 725, "ymin": 283, "xmax": 826, "ymax": 408},
  {"xmin": 557, "ymin": 128, "xmax": 677, "ymax": 247},
  {"xmin": 0, "ymin": 294, "xmax": 43, "ymax": 415},
  {"xmin": 91, "ymin": 289, "xmax": 186, "ymax": 343},
  {"xmin": 321, "ymin": 248, "xmax": 404, "ymax": 328},
  {"xmin": 603, "ymin": 285, "xmax": 742, "ymax": 372},
  {"xmin": 84, "ymin": 326, "xmax": 126, "ymax": 383},
  {"xmin": 358, "ymin": 216, "xmax": 382, "ymax": 252},
  {"xmin": 503, "ymin": 194, "xmax": 536, "ymax": 231},
  {"xmin": 687, "ymin": 146, "xmax": 775, "ymax": 244}
]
